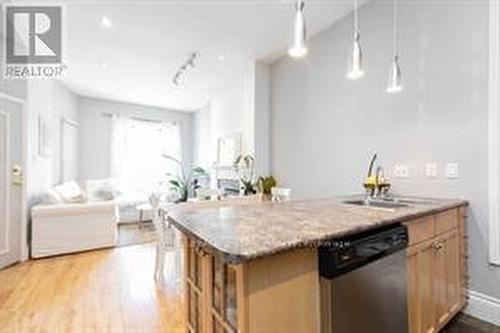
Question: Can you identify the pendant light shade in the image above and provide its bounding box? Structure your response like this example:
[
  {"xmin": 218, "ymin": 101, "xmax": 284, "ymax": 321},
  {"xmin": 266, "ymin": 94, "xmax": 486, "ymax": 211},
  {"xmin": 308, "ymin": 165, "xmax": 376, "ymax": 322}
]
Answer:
[
  {"xmin": 387, "ymin": 0, "xmax": 402, "ymax": 93},
  {"xmin": 347, "ymin": 0, "xmax": 364, "ymax": 79},
  {"xmin": 387, "ymin": 55, "xmax": 402, "ymax": 93},
  {"xmin": 347, "ymin": 33, "xmax": 364, "ymax": 79},
  {"xmin": 288, "ymin": 0, "xmax": 307, "ymax": 58}
]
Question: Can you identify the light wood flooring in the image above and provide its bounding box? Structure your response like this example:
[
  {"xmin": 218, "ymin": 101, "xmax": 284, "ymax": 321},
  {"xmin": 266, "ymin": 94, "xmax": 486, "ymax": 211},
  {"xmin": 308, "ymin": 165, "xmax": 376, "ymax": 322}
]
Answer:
[
  {"xmin": 116, "ymin": 222, "xmax": 157, "ymax": 248},
  {"xmin": 0, "ymin": 244, "xmax": 184, "ymax": 333}
]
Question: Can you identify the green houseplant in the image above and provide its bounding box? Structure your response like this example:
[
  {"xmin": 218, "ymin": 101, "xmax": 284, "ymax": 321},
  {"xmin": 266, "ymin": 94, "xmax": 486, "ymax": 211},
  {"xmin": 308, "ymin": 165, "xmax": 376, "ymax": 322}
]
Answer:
[
  {"xmin": 257, "ymin": 175, "xmax": 277, "ymax": 200},
  {"xmin": 234, "ymin": 154, "xmax": 257, "ymax": 195},
  {"xmin": 163, "ymin": 154, "xmax": 207, "ymax": 203}
]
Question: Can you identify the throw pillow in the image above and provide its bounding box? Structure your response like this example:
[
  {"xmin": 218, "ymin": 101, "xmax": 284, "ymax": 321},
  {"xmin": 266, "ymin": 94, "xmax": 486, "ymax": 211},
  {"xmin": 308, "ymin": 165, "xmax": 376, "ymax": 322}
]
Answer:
[
  {"xmin": 39, "ymin": 189, "xmax": 63, "ymax": 205},
  {"xmin": 54, "ymin": 181, "xmax": 86, "ymax": 203}
]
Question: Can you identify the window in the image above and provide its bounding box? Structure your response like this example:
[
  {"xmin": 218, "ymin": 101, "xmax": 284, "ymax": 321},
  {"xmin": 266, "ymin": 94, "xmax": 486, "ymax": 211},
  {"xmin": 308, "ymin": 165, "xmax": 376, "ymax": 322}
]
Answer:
[{"xmin": 110, "ymin": 116, "xmax": 181, "ymax": 193}]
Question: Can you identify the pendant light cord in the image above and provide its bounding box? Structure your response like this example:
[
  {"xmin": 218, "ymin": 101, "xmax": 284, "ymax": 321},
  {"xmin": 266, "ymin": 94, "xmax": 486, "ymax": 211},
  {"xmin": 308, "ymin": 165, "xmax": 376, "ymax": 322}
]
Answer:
[
  {"xmin": 354, "ymin": 0, "xmax": 359, "ymax": 37},
  {"xmin": 392, "ymin": 0, "xmax": 398, "ymax": 57}
]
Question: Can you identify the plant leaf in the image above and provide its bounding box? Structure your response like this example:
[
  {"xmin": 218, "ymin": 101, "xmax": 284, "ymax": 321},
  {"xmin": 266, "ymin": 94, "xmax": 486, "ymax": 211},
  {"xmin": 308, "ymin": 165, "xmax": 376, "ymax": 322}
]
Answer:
[
  {"xmin": 192, "ymin": 166, "xmax": 207, "ymax": 175},
  {"xmin": 162, "ymin": 154, "xmax": 182, "ymax": 165},
  {"xmin": 169, "ymin": 179, "xmax": 182, "ymax": 188}
]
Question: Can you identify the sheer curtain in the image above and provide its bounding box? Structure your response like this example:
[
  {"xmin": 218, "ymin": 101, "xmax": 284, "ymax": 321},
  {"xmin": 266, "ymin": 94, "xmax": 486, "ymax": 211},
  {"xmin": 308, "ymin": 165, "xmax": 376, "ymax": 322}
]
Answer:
[{"xmin": 110, "ymin": 116, "xmax": 181, "ymax": 193}]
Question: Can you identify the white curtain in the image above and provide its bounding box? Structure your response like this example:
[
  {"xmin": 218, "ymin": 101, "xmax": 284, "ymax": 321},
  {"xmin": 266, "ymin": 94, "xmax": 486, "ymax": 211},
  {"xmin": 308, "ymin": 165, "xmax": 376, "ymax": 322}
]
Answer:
[{"xmin": 110, "ymin": 116, "xmax": 182, "ymax": 193}]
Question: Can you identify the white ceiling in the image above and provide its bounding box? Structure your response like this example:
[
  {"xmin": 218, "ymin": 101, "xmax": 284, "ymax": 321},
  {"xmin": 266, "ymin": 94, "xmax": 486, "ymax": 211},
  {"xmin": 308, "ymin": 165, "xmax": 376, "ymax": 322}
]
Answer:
[{"xmin": 14, "ymin": 0, "xmax": 364, "ymax": 111}]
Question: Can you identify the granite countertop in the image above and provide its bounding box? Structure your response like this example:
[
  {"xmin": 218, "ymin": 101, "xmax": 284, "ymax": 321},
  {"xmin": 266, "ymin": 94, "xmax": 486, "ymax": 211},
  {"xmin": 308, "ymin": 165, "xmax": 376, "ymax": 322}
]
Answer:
[{"xmin": 166, "ymin": 196, "xmax": 467, "ymax": 264}]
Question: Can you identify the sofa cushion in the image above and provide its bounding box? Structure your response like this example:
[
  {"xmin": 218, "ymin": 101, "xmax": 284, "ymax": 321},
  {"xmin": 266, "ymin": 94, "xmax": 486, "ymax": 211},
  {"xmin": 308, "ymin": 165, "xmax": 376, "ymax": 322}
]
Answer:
[
  {"xmin": 39, "ymin": 189, "xmax": 63, "ymax": 205},
  {"xmin": 86, "ymin": 178, "xmax": 119, "ymax": 202},
  {"xmin": 54, "ymin": 181, "xmax": 86, "ymax": 203}
]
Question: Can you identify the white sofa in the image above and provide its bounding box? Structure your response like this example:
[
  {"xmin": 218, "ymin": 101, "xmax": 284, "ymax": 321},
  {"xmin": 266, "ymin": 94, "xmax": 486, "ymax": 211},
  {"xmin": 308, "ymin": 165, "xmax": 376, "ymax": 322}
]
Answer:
[{"xmin": 31, "ymin": 181, "xmax": 118, "ymax": 258}]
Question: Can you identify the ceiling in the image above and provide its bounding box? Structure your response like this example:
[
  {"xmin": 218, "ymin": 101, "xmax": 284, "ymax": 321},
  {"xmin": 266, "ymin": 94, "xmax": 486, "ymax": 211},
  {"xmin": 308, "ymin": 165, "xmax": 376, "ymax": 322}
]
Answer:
[{"xmin": 13, "ymin": 0, "xmax": 364, "ymax": 111}]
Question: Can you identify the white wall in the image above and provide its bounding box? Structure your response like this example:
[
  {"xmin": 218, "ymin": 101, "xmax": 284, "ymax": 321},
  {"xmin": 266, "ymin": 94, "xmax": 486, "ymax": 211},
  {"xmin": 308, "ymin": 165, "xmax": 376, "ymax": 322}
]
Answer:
[
  {"xmin": 271, "ymin": 0, "xmax": 498, "ymax": 302},
  {"xmin": 26, "ymin": 80, "xmax": 79, "ymax": 203},
  {"xmin": 79, "ymin": 96, "xmax": 193, "ymax": 181},
  {"xmin": 211, "ymin": 62, "xmax": 256, "ymax": 157},
  {"xmin": 192, "ymin": 61, "xmax": 271, "ymax": 175},
  {"xmin": 192, "ymin": 104, "xmax": 213, "ymax": 169}
]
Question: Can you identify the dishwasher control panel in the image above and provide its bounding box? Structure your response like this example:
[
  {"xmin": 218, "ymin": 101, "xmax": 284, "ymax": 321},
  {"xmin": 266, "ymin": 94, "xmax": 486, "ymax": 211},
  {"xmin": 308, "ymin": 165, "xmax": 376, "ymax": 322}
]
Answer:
[{"xmin": 318, "ymin": 223, "xmax": 408, "ymax": 279}]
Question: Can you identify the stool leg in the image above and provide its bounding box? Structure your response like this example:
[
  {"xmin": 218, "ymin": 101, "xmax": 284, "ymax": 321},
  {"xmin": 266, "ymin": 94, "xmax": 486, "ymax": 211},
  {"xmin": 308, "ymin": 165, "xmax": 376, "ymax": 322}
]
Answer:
[{"xmin": 154, "ymin": 242, "xmax": 165, "ymax": 283}]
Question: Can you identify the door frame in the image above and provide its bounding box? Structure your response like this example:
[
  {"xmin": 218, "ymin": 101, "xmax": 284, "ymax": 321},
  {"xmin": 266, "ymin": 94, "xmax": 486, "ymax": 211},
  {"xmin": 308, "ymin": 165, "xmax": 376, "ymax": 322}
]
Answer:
[
  {"xmin": 0, "ymin": 110, "xmax": 11, "ymax": 257},
  {"xmin": 0, "ymin": 91, "xmax": 28, "ymax": 262},
  {"xmin": 489, "ymin": 0, "xmax": 500, "ymax": 266}
]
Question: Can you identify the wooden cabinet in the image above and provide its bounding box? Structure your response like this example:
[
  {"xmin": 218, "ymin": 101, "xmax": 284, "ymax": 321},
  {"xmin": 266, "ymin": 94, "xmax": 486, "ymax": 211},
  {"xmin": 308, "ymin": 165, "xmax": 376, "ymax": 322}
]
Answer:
[
  {"xmin": 210, "ymin": 256, "xmax": 238, "ymax": 333},
  {"xmin": 183, "ymin": 206, "xmax": 467, "ymax": 333},
  {"xmin": 407, "ymin": 238, "xmax": 436, "ymax": 333},
  {"xmin": 184, "ymin": 237, "xmax": 244, "ymax": 333},
  {"xmin": 185, "ymin": 238, "xmax": 208, "ymax": 333},
  {"xmin": 183, "ymin": 237, "xmax": 320, "ymax": 333},
  {"xmin": 406, "ymin": 208, "xmax": 467, "ymax": 333}
]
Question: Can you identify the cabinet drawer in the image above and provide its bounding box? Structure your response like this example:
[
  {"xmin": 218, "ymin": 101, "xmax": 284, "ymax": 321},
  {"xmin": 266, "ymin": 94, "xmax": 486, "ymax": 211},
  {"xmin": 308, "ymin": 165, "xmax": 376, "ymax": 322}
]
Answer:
[
  {"xmin": 435, "ymin": 209, "xmax": 459, "ymax": 235},
  {"xmin": 405, "ymin": 216, "xmax": 435, "ymax": 246}
]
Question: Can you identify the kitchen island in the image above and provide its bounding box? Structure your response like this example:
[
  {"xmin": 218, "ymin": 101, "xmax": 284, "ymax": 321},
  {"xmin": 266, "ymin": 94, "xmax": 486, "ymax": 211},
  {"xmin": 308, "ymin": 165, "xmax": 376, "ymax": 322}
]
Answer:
[{"xmin": 167, "ymin": 197, "xmax": 468, "ymax": 333}]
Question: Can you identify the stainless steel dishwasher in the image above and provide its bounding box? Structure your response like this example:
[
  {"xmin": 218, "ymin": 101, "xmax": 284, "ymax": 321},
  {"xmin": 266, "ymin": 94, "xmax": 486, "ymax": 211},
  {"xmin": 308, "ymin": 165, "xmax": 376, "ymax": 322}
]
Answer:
[{"xmin": 319, "ymin": 223, "xmax": 409, "ymax": 333}]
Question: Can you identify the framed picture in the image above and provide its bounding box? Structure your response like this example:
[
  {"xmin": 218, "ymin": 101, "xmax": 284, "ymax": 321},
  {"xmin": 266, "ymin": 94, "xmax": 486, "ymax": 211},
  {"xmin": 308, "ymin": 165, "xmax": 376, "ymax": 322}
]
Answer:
[
  {"xmin": 217, "ymin": 133, "xmax": 242, "ymax": 167},
  {"xmin": 38, "ymin": 115, "xmax": 53, "ymax": 158}
]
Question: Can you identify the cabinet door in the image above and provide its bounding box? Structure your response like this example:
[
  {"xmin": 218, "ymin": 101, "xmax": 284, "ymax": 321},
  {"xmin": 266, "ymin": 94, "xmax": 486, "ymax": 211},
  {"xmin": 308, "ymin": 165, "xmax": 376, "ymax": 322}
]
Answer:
[
  {"xmin": 445, "ymin": 231, "xmax": 461, "ymax": 315},
  {"xmin": 211, "ymin": 256, "xmax": 238, "ymax": 333},
  {"xmin": 185, "ymin": 238, "xmax": 208, "ymax": 333},
  {"xmin": 407, "ymin": 239, "xmax": 437, "ymax": 333},
  {"xmin": 433, "ymin": 237, "xmax": 447, "ymax": 329},
  {"xmin": 434, "ymin": 230, "xmax": 461, "ymax": 329}
]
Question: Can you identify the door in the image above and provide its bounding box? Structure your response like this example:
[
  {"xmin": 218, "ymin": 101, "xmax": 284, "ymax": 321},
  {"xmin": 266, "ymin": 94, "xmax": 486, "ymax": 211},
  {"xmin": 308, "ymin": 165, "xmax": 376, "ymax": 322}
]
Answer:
[{"xmin": 0, "ymin": 98, "xmax": 24, "ymax": 269}]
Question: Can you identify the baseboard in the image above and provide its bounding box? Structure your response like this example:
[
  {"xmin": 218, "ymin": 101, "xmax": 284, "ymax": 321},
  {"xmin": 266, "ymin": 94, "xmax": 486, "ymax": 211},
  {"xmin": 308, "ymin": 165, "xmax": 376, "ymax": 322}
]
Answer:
[{"xmin": 464, "ymin": 290, "xmax": 500, "ymax": 326}]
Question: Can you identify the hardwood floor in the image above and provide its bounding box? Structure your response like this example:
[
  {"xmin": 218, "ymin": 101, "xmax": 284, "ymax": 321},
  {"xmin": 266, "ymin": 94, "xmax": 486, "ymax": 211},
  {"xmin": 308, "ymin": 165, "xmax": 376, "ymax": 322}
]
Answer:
[
  {"xmin": 116, "ymin": 222, "xmax": 157, "ymax": 248},
  {"xmin": 0, "ymin": 244, "xmax": 184, "ymax": 333},
  {"xmin": 0, "ymin": 243, "xmax": 497, "ymax": 333},
  {"xmin": 442, "ymin": 313, "xmax": 500, "ymax": 333}
]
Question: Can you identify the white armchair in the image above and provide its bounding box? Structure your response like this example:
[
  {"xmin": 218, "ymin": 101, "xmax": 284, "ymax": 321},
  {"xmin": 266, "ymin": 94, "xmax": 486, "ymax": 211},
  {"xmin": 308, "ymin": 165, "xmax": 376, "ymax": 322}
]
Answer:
[{"xmin": 31, "ymin": 201, "xmax": 118, "ymax": 258}]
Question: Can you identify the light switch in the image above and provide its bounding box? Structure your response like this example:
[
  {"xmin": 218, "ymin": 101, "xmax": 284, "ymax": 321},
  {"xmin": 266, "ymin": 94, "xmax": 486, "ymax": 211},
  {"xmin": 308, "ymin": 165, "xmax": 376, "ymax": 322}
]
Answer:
[
  {"xmin": 425, "ymin": 163, "xmax": 438, "ymax": 177},
  {"xmin": 446, "ymin": 163, "xmax": 459, "ymax": 179}
]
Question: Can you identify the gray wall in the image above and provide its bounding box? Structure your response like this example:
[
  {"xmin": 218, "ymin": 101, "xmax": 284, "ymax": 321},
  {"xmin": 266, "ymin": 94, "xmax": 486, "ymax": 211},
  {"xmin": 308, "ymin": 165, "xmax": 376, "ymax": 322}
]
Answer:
[
  {"xmin": 271, "ymin": 0, "xmax": 497, "ymax": 299},
  {"xmin": 79, "ymin": 96, "xmax": 193, "ymax": 181}
]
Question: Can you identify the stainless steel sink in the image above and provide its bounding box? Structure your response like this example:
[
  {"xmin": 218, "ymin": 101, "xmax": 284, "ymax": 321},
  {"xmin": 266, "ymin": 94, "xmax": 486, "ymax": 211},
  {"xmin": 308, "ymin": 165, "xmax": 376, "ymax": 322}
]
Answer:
[{"xmin": 343, "ymin": 199, "xmax": 409, "ymax": 209}]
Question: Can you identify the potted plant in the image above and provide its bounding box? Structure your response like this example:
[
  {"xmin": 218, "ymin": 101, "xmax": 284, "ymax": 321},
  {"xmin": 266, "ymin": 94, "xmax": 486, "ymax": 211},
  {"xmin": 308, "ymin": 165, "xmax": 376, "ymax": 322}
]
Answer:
[
  {"xmin": 257, "ymin": 175, "xmax": 277, "ymax": 201},
  {"xmin": 163, "ymin": 154, "xmax": 207, "ymax": 203},
  {"xmin": 234, "ymin": 154, "xmax": 257, "ymax": 196}
]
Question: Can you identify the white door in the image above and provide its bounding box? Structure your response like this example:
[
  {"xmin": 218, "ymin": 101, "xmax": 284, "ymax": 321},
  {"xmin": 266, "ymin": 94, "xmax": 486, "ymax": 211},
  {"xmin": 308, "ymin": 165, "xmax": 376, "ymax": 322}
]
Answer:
[{"xmin": 0, "ymin": 98, "xmax": 23, "ymax": 269}]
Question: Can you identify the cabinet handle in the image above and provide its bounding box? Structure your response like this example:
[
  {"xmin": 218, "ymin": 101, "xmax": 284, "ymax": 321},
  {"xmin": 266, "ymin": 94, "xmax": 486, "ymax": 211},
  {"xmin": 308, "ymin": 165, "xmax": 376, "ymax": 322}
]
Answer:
[
  {"xmin": 196, "ymin": 247, "xmax": 209, "ymax": 257},
  {"xmin": 433, "ymin": 242, "xmax": 444, "ymax": 252}
]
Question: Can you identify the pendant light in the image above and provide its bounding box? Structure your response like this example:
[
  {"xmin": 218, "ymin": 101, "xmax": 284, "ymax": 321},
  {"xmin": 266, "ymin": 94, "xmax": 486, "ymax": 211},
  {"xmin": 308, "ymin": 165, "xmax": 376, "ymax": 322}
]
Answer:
[
  {"xmin": 347, "ymin": 0, "xmax": 364, "ymax": 79},
  {"xmin": 387, "ymin": 0, "xmax": 402, "ymax": 93},
  {"xmin": 288, "ymin": 0, "xmax": 307, "ymax": 58}
]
